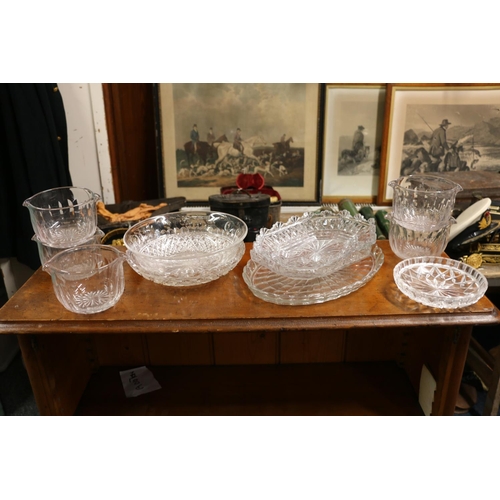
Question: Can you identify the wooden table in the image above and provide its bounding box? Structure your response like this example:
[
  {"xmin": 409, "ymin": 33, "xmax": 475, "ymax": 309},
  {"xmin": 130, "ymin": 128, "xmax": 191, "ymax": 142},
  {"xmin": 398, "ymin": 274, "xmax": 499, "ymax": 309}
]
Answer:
[{"xmin": 0, "ymin": 241, "xmax": 498, "ymax": 416}]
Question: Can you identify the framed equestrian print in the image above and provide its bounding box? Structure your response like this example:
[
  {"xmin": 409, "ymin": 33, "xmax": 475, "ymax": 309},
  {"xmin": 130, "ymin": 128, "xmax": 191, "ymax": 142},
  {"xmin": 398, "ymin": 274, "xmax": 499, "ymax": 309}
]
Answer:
[
  {"xmin": 378, "ymin": 83, "xmax": 500, "ymax": 205},
  {"xmin": 156, "ymin": 83, "xmax": 321, "ymax": 203},
  {"xmin": 321, "ymin": 84, "xmax": 386, "ymax": 203}
]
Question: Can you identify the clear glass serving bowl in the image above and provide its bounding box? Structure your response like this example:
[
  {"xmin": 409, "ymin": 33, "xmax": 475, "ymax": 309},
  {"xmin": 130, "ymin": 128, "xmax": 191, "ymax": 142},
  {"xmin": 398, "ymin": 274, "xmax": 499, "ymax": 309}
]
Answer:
[
  {"xmin": 251, "ymin": 210, "xmax": 377, "ymax": 279},
  {"xmin": 243, "ymin": 245, "xmax": 384, "ymax": 305},
  {"xmin": 43, "ymin": 244, "xmax": 125, "ymax": 314},
  {"xmin": 389, "ymin": 174, "xmax": 462, "ymax": 228},
  {"xmin": 23, "ymin": 186, "xmax": 99, "ymax": 248},
  {"xmin": 33, "ymin": 228, "xmax": 104, "ymax": 265},
  {"xmin": 387, "ymin": 213, "xmax": 455, "ymax": 260},
  {"xmin": 393, "ymin": 256, "xmax": 488, "ymax": 309},
  {"xmin": 123, "ymin": 211, "xmax": 248, "ymax": 286}
]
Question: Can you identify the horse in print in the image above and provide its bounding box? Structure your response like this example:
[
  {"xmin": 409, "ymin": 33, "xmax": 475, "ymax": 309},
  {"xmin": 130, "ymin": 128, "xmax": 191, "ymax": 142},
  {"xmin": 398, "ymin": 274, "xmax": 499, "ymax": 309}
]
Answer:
[
  {"xmin": 214, "ymin": 135, "xmax": 265, "ymax": 168},
  {"xmin": 273, "ymin": 137, "xmax": 293, "ymax": 157},
  {"xmin": 184, "ymin": 134, "xmax": 227, "ymax": 166}
]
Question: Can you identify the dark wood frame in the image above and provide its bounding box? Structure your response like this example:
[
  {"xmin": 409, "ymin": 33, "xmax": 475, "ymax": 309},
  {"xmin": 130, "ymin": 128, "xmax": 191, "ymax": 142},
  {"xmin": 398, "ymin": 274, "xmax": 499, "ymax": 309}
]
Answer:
[
  {"xmin": 378, "ymin": 83, "xmax": 500, "ymax": 205},
  {"xmin": 155, "ymin": 83, "xmax": 323, "ymax": 205}
]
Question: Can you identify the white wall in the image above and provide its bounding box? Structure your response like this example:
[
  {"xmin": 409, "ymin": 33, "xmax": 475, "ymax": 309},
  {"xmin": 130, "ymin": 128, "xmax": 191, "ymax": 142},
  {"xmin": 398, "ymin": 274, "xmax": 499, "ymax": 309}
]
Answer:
[{"xmin": 59, "ymin": 83, "xmax": 115, "ymax": 204}]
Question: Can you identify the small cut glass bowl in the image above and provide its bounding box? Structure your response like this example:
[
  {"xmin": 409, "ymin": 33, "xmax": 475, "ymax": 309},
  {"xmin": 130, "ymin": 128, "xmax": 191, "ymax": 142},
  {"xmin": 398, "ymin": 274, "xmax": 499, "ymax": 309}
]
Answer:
[
  {"xmin": 393, "ymin": 256, "xmax": 488, "ymax": 309},
  {"xmin": 43, "ymin": 244, "xmax": 125, "ymax": 314},
  {"xmin": 251, "ymin": 210, "xmax": 377, "ymax": 279},
  {"xmin": 387, "ymin": 213, "xmax": 455, "ymax": 260},
  {"xmin": 33, "ymin": 228, "xmax": 105, "ymax": 266},
  {"xmin": 123, "ymin": 211, "xmax": 248, "ymax": 286},
  {"xmin": 389, "ymin": 174, "xmax": 462, "ymax": 228},
  {"xmin": 23, "ymin": 186, "xmax": 99, "ymax": 248}
]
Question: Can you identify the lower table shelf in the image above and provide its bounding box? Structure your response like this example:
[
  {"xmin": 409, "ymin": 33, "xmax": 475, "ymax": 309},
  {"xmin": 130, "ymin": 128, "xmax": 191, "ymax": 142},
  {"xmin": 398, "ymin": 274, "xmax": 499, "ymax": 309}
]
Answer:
[{"xmin": 76, "ymin": 362, "xmax": 423, "ymax": 416}]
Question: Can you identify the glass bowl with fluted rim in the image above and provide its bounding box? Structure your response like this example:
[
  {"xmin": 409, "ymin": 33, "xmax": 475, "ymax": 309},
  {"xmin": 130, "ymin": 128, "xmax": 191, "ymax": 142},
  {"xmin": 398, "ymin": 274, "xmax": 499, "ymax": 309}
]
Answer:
[
  {"xmin": 393, "ymin": 256, "xmax": 488, "ymax": 309},
  {"xmin": 43, "ymin": 244, "xmax": 126, "ymax": 314},
  {"xmin": 250, "ymin": 209, "xmax": 377, "ymax": 279},
  {"xmin": 23, "ymin": 186, "xmax": 100, "ymax": 248},
  {"xmin": 123, "ymin": 211, "xmax": 248, "ymax": 286},
  {"xmin": 389, "ymin": 174, "xmax": 462, "ymax": 228}
]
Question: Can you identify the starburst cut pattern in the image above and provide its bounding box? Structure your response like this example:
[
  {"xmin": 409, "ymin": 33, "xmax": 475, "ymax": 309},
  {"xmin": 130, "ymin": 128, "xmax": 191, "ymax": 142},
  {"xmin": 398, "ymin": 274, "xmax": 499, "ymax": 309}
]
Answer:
[
  {"xmin": 394, "ymin": 257, "xmax": 487, "ymax": 309},
  {"xmin": 73, "ymin": 283, "xmax": 114, "ymax": 308}
]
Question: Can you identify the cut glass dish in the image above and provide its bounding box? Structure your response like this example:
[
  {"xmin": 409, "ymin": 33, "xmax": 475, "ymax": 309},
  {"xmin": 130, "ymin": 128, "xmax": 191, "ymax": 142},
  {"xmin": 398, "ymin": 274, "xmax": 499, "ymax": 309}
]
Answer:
[
  {"xmin": 251, "ymin": 210, "xmax": 377, "ymax": 279},
  {"xmin": 393, "ymin": 256, "xmax": 488, "ymax": 309},
  {"xmin": 123, "ymin": 211, "xmax": 247, "ymax": 286},
  {"xmin": 243, "ymin": 245, "xmax": 384, "ymax": 305}
]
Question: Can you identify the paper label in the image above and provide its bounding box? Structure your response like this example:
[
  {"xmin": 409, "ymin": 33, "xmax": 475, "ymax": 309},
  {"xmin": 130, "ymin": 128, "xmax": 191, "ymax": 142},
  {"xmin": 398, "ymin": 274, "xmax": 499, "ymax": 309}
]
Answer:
[{"xmin": 119, "ymin": 366, "xmax": 162, "ymax": 398}]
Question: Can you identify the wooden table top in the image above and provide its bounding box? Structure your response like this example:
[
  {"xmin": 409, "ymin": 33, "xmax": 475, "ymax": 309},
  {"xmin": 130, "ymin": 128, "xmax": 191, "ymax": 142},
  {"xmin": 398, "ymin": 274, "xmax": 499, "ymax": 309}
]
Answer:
[{"xmin": 0, "ymin": 240, "xmax": 498, "ymax": 335}]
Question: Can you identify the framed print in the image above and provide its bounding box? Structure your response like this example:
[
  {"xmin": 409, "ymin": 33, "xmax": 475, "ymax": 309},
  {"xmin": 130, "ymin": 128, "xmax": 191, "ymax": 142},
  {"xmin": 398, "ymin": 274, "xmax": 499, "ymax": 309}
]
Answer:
[
  {"xmin": 378, "ymin": 83, "xmax": 500, "ymax": 204},
  {"xmin": 321, "ymin": 84, "xmax": 386, "ymax": 204},
  {"xmin": 157, "ymin": 83, "xmax": 321, "ymax": 204}
]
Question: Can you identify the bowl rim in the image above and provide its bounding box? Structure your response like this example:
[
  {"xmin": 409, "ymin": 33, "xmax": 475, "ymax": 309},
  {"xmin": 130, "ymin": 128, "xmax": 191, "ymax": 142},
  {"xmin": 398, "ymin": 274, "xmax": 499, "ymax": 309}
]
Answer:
[
  {"xmin": 254, "ymin": 209, "xmax": 374, "ymax": 242},
  {"xmin": 123, "ymin": 211, "xmax": 248, "ymax": 259},
  {"xmin": 389, "ymin": 174, "xmax": 463, "ymax": 194},
  {"xmin": 42, "ymin": 244, "xmax": 124, "ymax": 274},
  {"xmin": 23, "ymin": 186, "xmax": 99, "ymax": 211}
]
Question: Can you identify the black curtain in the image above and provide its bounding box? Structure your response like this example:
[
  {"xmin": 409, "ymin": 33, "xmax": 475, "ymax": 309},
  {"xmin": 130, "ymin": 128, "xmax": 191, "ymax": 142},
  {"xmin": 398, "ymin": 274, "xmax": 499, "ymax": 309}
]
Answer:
[{"xmin": 0, "ymin": 83, "xmax": 73, "ymax": 270}]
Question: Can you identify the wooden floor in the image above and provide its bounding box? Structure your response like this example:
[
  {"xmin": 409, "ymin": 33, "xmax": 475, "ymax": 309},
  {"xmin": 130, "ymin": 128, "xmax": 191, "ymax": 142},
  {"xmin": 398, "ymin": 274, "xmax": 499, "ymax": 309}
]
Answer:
[{"xmin": 76, "ymin": 362, "xmax": 423, "ymax": 416}]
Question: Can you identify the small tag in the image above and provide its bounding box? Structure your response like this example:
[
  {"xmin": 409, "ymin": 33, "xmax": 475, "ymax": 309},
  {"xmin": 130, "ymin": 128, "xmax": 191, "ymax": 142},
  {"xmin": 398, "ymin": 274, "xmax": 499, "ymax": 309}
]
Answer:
[{"xmin": 119, "ymin": 366, "xmax": 162, "ymax": 398}]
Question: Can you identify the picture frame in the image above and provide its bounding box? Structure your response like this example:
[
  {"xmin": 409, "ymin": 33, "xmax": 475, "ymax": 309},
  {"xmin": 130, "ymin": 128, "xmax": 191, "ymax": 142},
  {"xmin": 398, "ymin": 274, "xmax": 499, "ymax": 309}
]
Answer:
[
  {"xmin": 378, "ymin": 83, "xmax": 500, "ymax": 205},
  {"xmin": 156, "ymin": 83, "xmax": 322, "ymax": 204},
  {"xmin": 321, "ymin": 84, "xmax": 386, "ymax": 204}
]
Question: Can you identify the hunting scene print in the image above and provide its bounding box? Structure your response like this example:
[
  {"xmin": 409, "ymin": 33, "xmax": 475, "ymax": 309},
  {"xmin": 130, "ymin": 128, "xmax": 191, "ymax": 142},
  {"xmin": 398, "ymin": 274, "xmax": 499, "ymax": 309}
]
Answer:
[
  {"xmin": 337, "ymin": 123, "xmax": 381, "ymax": 176},
  {"xmin": 170, "ymin": 84, "xmax": 309, "ymax": 189},
  {"xmin": 399, "ymin": 104, "xmax": 500, "ymax": 176}
]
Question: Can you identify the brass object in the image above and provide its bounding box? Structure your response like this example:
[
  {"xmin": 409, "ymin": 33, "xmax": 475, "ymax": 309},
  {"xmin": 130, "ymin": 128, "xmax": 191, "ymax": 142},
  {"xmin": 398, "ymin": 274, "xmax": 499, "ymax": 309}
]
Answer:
[
  {"xmin": 101, "ymin": 227, "xmax": 127, "ymax": 246},
  {"xmin": 461, "ymin": 254, "xmax": 483, "ymax": 268},
  {"xmin": 473, "ymin": 242, "xmax": 500, "ymax": 253},
  {"xmin": 478, "ymin": 211, "xmax": 492, "ymax": 230},
  {"xmin": 480, "ymin": 254, "xmax": 500, "ymax": 264}
]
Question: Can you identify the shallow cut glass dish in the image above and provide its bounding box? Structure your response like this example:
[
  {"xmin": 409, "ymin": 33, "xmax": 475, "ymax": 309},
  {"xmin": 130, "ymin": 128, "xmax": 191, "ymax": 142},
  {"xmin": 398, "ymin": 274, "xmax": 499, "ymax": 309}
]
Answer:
[
  {"xmin": 43, "ymin": 244, "xmax": 125, "ymax": 314},
  {"xmin": 251, "ymin": 210, "xmax": 377, "ymax": 279},
  {"xmin": 393, "ymin": 256, "xmax": 488, "ymax": 309},
  {"xmin": 123, "ymin": 211, "xmax": 248, "ymax": 286},
  {"xmin": 23, "ymin": 186, "xmax": 99, "ymax": 248},
  {"xmin": 243, "ymin": 245, "xmax": 384, "ymax": 305}
]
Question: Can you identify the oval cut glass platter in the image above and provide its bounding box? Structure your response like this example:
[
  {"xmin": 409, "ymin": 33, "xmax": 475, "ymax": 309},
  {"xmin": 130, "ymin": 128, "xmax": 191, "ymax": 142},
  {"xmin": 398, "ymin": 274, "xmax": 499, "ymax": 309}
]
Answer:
[
  {"xmin": 393, "ymin": 256, "xmax": 488, "ymax": 309},
  {"xmin": 242, "ymin": 245, "xmax": 384, "ymax": 305}
]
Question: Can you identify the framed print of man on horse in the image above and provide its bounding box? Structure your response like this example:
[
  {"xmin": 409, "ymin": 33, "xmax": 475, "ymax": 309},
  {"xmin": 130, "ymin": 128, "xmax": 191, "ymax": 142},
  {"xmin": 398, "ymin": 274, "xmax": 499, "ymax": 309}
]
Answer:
[
  {"xmin": 157, "ymin": 83, "xmax": 321, "ymax": 203},
  {"xmin": 379, "ymin": 83, "xmax": 500, "ymax": 205}
]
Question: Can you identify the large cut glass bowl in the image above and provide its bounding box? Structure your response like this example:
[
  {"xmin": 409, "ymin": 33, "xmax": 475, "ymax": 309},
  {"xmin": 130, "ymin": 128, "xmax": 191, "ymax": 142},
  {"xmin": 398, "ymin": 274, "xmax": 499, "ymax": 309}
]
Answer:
[
  {"xmin": 123, "ymin": 211, "xmax": 248, "ymax": 286},
  {"xmin": 251, "ymin": 210, "xmax": 377, "ymax": 279}
]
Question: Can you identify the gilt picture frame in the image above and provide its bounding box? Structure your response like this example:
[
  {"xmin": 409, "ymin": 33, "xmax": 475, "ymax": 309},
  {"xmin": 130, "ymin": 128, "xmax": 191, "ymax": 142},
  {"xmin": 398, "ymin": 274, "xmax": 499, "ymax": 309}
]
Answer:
[
  {"xmin": 378, "ymin": 83, "xmax": 500, "ymax": 205},
  {"xmin": 156, "ymin": 83, "xmax": 322, "ymax": 204},
  {"xmin": 321, "ymin": 84, "xmax": 386, "ymax": 204}
]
